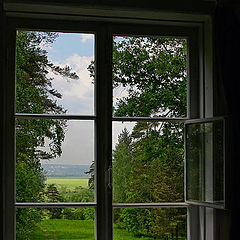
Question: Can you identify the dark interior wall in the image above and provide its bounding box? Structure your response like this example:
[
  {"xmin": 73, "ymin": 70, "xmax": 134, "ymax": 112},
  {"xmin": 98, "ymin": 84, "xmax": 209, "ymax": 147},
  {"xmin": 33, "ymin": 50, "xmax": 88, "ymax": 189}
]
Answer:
[
  {"xmin": 214, "ymin": 6, "xmax": 240, "ymax": 239},
  {"xmin": 1, "ymin": 1, "xmax": 240, "ymax": 240},
  {"xmin": 4, "ymin": 0, "xmax": 217, "ymax": 14},
  {"xmin": 0, "ymin": 0, "xmax": 5, "ymax": 239}
]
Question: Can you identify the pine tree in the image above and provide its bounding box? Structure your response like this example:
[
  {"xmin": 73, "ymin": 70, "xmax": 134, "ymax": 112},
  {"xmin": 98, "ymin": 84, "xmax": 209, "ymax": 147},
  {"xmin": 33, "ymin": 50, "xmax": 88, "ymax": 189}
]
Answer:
[{"xmin": 16, "ymin": 31, "xmax": 78, "ymax": 239}]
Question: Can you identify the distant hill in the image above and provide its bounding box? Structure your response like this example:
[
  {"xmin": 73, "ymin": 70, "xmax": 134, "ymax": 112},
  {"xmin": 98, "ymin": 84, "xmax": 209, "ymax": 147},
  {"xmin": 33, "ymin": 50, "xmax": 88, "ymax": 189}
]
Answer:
[{"xmin": 41, "ymin": 164, "xmax": 91, "ymax": 178}]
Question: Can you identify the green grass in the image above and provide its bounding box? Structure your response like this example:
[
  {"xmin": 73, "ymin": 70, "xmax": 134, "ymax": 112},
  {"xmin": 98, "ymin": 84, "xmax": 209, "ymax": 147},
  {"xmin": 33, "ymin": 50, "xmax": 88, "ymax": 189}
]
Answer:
[
  {"xmin": 114, "ymin": 225, "xmax": 153, "ymax": 240},
  {"xmin": 46, "ymin": 178, "xmax": 89, "ymax": 190},
  {"xmin": 30, "ymin": 219, "xmax": 154, "ymax": 240},
  {"xmin": 30, "ymin": 219, "xmax": 94, "ymax": 240}
]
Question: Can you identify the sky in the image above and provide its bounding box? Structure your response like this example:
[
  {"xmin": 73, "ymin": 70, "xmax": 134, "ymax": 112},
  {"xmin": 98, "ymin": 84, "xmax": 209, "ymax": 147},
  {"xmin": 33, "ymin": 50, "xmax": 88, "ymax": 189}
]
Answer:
[
  {"xmin": 40, "ymin": 32, "xmax": 133, "ymax": 166},
  {"xmin": 40, "ymin": 33, "xmax": 95, "ymax": 166}
]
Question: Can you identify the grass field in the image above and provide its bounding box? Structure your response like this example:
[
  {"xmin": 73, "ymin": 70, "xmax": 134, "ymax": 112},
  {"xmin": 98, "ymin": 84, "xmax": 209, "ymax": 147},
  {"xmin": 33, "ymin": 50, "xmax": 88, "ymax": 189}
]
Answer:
[
  {"xmin": 46, "ymin": 178, "xmax": 89, "ymax": 190},
  {"xmin": 30, "ymin": 219, "xmax": 154, "ymax": 240}
]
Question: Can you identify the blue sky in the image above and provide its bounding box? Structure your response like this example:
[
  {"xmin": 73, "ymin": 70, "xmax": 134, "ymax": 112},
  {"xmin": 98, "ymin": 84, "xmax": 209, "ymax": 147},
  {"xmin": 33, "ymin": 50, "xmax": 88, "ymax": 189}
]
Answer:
[{"xmin": 47, "ymin": 33, "xmax": 94, "ymax": 60}]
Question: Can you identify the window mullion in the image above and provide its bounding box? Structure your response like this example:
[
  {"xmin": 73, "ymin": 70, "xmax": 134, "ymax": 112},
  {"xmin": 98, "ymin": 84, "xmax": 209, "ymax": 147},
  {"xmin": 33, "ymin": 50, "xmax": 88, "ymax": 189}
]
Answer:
[{"xmin": 95, "ymin": 26, "xmax": 113, "ymax": 240}]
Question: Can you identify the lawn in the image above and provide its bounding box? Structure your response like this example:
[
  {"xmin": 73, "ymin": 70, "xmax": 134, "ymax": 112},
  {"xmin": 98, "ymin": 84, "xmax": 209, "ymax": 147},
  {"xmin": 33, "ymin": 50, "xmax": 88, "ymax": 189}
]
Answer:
[
  {"xmin": 46, "ymin": 178, "xmax": 89, "ymax": 190},
  {"xmin": 30, "ymin": 219, "xmax": 154, "ymax": 240}
]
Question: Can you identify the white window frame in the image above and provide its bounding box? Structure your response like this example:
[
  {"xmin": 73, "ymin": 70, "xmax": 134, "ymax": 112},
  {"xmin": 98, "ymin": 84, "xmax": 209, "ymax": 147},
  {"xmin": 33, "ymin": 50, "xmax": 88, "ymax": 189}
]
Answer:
[{"xmin": 2, "ymin": 12, "xmax": 215, "ymax": 240}]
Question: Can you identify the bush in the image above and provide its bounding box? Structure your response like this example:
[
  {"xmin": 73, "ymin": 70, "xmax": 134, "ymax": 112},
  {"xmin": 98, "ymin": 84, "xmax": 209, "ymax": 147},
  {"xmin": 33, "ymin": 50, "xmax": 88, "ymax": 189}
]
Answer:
[
  {"xmin": 62, "ymin": 208, "xmax": 94, "ymax": 220},
  {"xmin": 43, "ymin": 184, "xmax": 95, "ymax": 221},
  {"xmin": 115, "ymin": 208, "xmax": 153, "ymax": 237},
  {"xmin": 60, "ymin": 186, "xmax": 94, "ymax": 202},
  {"xmin": 16, "ymin": 208, "xmax": 42, "ymax": 240}
]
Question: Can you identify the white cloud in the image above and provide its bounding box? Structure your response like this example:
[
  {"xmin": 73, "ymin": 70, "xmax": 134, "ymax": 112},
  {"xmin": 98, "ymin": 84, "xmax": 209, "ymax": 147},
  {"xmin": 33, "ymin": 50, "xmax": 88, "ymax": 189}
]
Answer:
[
  {"xmin": 80, "ymin": 34, "xmax": 94, "ymax": 43},
  {"xmin": 48, "ymin": 54, "xmax": 94, "ymax": 114}
]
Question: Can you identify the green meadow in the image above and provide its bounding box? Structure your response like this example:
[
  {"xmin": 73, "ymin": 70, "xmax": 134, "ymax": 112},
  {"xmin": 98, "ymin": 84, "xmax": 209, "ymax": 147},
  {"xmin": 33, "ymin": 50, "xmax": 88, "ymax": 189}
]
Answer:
[
  {"xmin": 29, "ymin": 178, "xmax": 187, "ymax": 240},
  {"xmin": 38, "ymin": 178, "xmax": 154, "ymax": 239},
  {"xmin": 45, "ymin": 178, "xmax": 89, "ymax": 190},
  {"xmin": 30, "ymin": 219, "xmax": 154, "ymax": 240}
]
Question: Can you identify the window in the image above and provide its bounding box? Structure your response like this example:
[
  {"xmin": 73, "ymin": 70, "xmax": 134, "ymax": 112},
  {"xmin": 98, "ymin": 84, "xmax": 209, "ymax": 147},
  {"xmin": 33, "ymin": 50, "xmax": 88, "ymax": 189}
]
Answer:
[
  {"xmin": 2, "ymin": 14, "xmax": 224, "ymax": 240},
  {"xmin": 185, "ymin": 117, "xmax": 228, "ymax": 209}
]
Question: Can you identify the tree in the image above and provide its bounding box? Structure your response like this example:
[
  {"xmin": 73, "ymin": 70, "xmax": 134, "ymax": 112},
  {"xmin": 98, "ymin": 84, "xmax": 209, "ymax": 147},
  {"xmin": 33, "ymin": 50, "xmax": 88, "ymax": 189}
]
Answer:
[
  {"xmin": 112, "ymin": 37, "xmax": 187, "ymax": 118},
  {"xmin": 113, "ymin": 122, "xmax": 186, "ymax": 239},
  {"xmin": 45, "ymin": 184, "xmax": 63, "ymax": 219},
  {"xmin": 112, "ymin": 128, "xmax": 133, "ymax": 203},
  {"xmin": 88, "ymin": 36, "xmax": 187, "ymax": 239},
  {"xmin": 85, "ymin": 162, "xmax": 95, "ymax": 190},
  {"xmin": 111, "ymin": 37, "xmax": 187, "ymax": 239},
  {"xmin": 61, "ymin": 186, "xmax": 95, "ymax": 221},
  {"xmin": 15, "ymin": 31, "xmax": 78, "ymax": 239}
]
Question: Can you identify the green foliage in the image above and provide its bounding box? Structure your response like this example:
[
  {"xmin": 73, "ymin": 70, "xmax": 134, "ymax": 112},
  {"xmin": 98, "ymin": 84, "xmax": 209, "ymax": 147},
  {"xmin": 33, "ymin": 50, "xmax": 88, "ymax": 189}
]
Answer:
[
  {"xmin": 85, "ymin": 162, "xmax": 95, "ymax": 190},
  {"xmin": 110, "ymin": 37, "xmax": 187, "ymax": 239},
  {"xmin": 60, "ymin": 186, "xmax": 94, "ymax": 221},
  {"xmin": 45, "ymin": 184, "xmax": 63, "ymax": 219},
  {"xmin": 16, "ymin": 161, "xmax": 45, "ymax": 203},
  {"xmin": 16, "ymin": 208, "xmax": 42, "ymax": 240},
  {"xmin": 116, "ymin": 208, "xmax": 153, "ymax": 237},
  {"xmin": 112, "ymin": 37, "xmax": 187, "ymax": 118},
  {"xmin": 60, "ymin": 185, "xmax": 94, "ymax": 203},
  {"xmin": 16, "ymin": 31, "xmax": 78, "ymax": 114},
  {"xmin": 62, "ymin": 208, "xmax": 95, "ymax": 221},
  {"xmin": 152, "ymin": 208, "xmax": 187, "ymax": 239},
  {"xmin": 113, "ymin": 124, "xmax": 186, "ymax": 239},
  {"xmin": 16, "ymin": 31, "xmax": 78, "ymax": 239},
  {"xmin": 113, "ymin": 128, "xmax": 133, "ymax": 202},
  {"xmin": 43, "ymin": 182, "xmax": 94, "ymax": 220},
  {"xmin": 87, "ymin": 36, "xmax": 188, "ymax": 238}
]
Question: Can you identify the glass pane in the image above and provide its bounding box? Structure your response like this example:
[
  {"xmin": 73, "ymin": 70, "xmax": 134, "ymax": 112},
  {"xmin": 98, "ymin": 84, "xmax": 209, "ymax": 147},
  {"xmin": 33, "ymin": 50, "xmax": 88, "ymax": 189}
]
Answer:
[
  {"xmin": 16, "ymin": 207, "xmax": 95, "ymax": 240},
  {"xmin": 112, "ymin": 36, "xmax": 187, "ymax": 118},
  {"xmin": 112, "ymin": 121, "xmax": 184, "ymax": 203},
  {"xmin": 15, "ymin": 119, "xmax": 95, "ymax": 203},
  {"xmin": 186, "ymin": 120, "xmax": 224, "ymax": 204},
  {"xmin": 16, "ymin": 31, "xmax": 95, "ymax": 115},
  {"xmin": 113, "ymin": 208, "xmax": 187, "ymax": 239}
]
